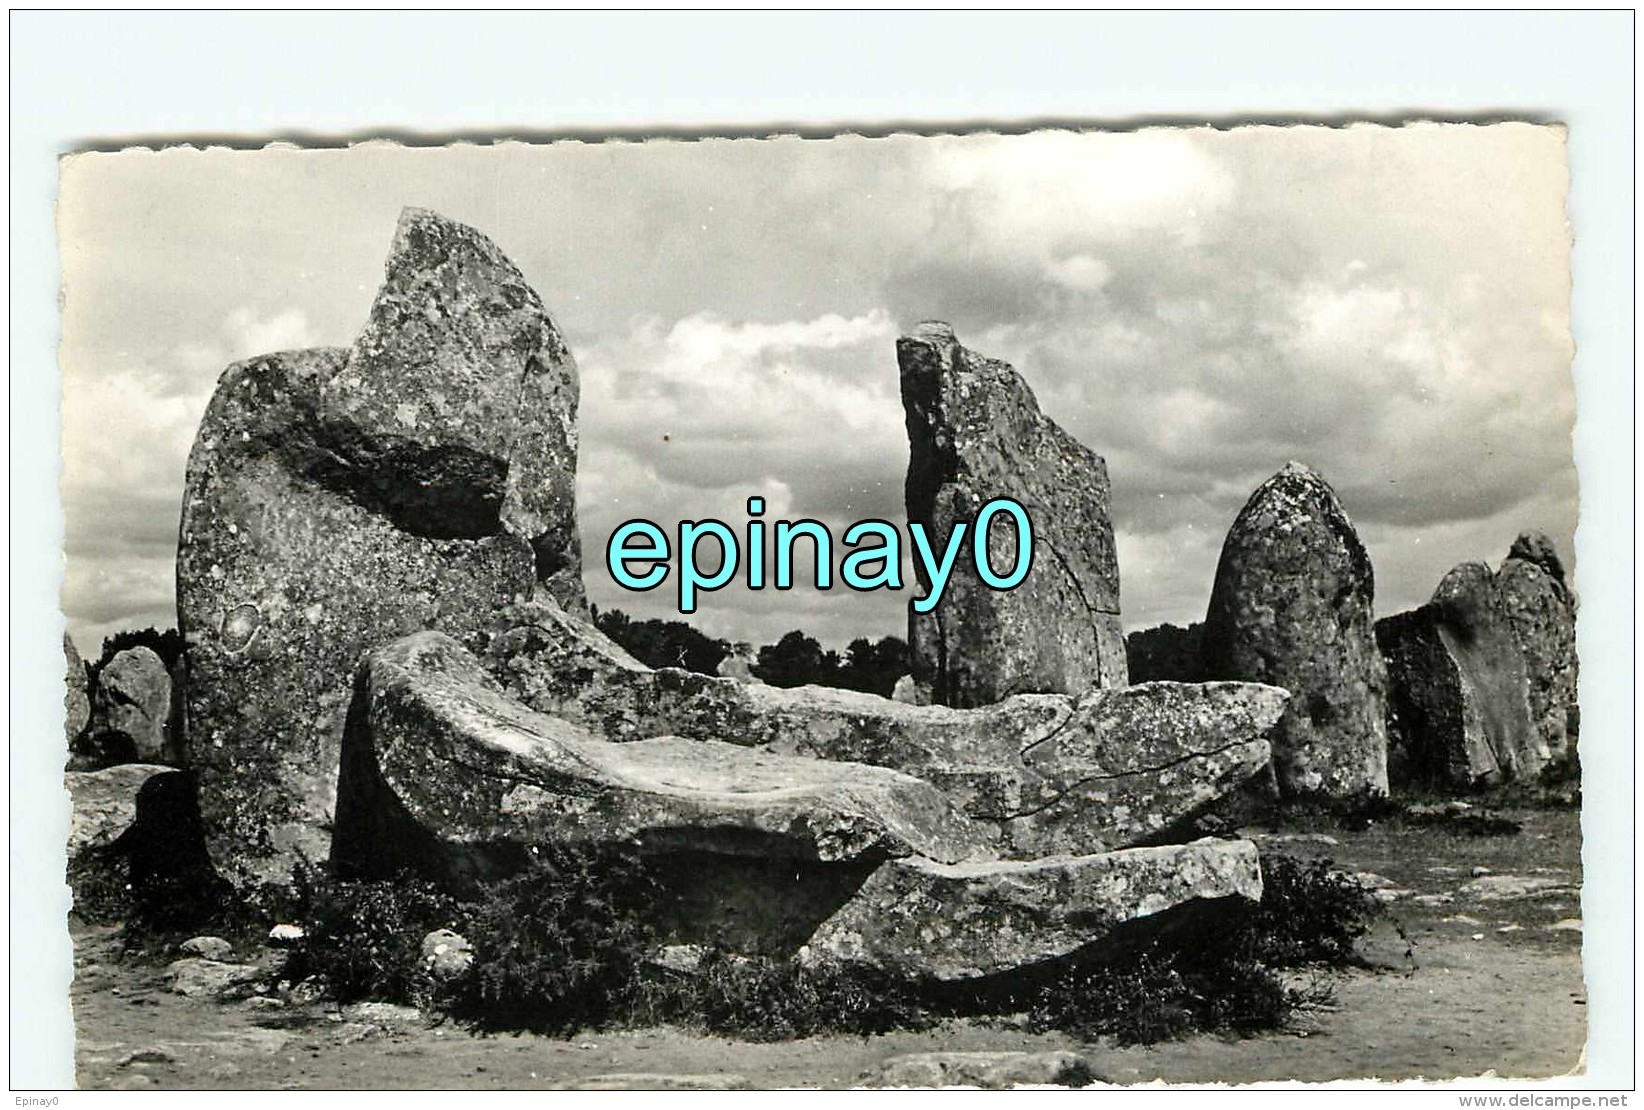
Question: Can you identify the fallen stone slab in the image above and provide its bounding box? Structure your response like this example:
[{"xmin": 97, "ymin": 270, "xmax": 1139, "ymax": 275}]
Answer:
[
  {"xmin": 860, "ymin": 1050, "xmax": 1105, "ymax": 1089},
  {"xmin": 177, "ymin": 209, "xmax": 585, "ymax": 889},
  {"xmin": 484, "ymin": 598, "xmax": 1284, "ymax": 857},
  {"xmin": 803, "ymin": 838, "xmax": 1262, "ymax": 982},
  {"xmin": 333, "ymin": 632, "xmax": 995, "ymax": 895},
  {"xmin": 898, "ymin": 322, "xmax": 1126, "ymax": 706},
  {"xmin": 1456, "ymin": 874, "xmax": 1578, "ymax": 902},
  {"xmin": 180, "ymin": 936, "xmax": 234, "ymax": 961}
]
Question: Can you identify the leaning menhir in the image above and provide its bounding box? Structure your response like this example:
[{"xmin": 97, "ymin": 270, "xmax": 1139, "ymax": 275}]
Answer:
[
  {"xmin": 898, "ymin": 323, "xmax": 1126, "ymax": 708},
  {"xmin": 1202, "ymin": 462, "xmax": 1390, "ymax": 798},
  {"xmin": 177, "ymin": 208, "xmax": 584, "ymax": 888}
]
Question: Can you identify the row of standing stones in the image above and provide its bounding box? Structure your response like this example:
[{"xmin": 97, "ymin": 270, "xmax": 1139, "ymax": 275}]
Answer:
[{"xmin": 64, "ymin": 208, "xmax": 1576, "ymax": 989}]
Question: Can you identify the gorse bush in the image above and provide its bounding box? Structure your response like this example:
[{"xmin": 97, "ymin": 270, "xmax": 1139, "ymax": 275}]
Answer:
[
  {"xmin": 269, "ymin": 845, "xmax": 1375, "ymax": 1046},
  {"xmin": 284, "ymin": 861, "xmax": 465, "ymax": 1005},
  {"xmin": 446, "ymin": 844, "xmax": 664, "ymax": 1034},
  {"xmin": 676, "ymin": 950, "xmax": 933, "ymax": 1041},
  {"xmin": 1250, "ymin": 852, "xmax": 1381, "ymax": 968}
]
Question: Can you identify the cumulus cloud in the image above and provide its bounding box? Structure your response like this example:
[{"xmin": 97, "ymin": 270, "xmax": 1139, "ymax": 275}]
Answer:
[
  {"xmin": 60, "ymin": 306, "xmax": 319, "ymax": 648},
  {"xmin": 58, "ymin": 129, "xmax": 1576, "ymax": 650}
]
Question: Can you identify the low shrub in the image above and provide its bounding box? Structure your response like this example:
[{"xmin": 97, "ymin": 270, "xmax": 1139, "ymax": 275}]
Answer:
[
  {"xmin": 1249, "ymin": 852, "xmax": 1381, "ymax": 968},
  {"xmin": 676, "ymin": 950, "xmax": 933, "ymax": 1041},
  {"xmin": 175, "ymin": 843, "xmax": 1383, "ymax": 1048},
  {"xmin": 283, "ymin": 861, "xmax": 466, "ymax": 1005},
  {"xmin": 445, "ymin": 845, "xmax": 663, "ymax": 1034}
]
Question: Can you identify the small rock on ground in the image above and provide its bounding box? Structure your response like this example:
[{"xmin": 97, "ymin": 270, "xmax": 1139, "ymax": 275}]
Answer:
[
  {"xmin": 861, "ymin": 1050, "xmax": 1105, "ymax": 1089},
  {"xmin": 181, "ymin": 936, "xmax": 235, "ymax": 961}
]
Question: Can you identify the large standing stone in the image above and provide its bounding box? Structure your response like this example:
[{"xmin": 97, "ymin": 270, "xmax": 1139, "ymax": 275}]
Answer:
[
  {"xmin": 898, "ymin": 322, "xmax": 1125, "ymax": 708},
  {"xmin": 88, "ymin": 646, "xmax": 176, "ymax": 764},
  {"xmin": 1496, "ymin": 533, "xmax": 1578, "ymax": 766},
  {"xmin": 803, "ymin": 838, "xmax": 1262, "ymax": 982},
  {"xmin": 482, "ymin": 598, "xmax": 1283, "ymax": 858},
  {"xmin": 63, "ymin": 633, "xmax": 90, "ymax": 749},
  {"xmin": 177, "ymin": 209, "xmax": 582, "ymax": 889},
  {"xmin": 1377, "ymin": 546, "xmax": 1564, "ymax": 790},
  {"xmin": 1202, "ymin": 463, "xmax": 1389, "ymax": 798},
  {"xmin": 1376, "ymin": 609, "xmax": 1502, "ymax": 788}
]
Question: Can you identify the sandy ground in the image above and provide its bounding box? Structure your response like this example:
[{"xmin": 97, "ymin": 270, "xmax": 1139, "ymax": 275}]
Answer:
[{"xmin": 71, "ymin": 806, "xmax": 1585, "ymax": 1089}]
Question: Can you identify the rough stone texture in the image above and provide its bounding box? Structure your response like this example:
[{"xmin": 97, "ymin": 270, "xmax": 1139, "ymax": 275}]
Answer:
[
  {"xmin": 1376, "ymin": 610, "xmax": 1502, "ymax": 788},
  {"xmin": 483, "ymin": 598, "xmax": 1283, "ymax": 858},
  {"xmin": 163, "ymin": 958, "xmax": 270, "ymax": 1001},
  {"xmin": 1508, "ymin": 530, "xmax": 1568, "ymax": 586},
  {"xmin": 177, "ymin": 209, "xmax": 582, "ymax": 889},
  {"xmin": 1496, "ymin": 534, "xmax": 1578, "ymax": 766},
  {"xmin": 1202, "ymin": 463, "xmax": 1389, "ymax": 798},
  {"xmin": 1125, "ymin": 621, "xmax": 1206, "ymax": 683},
  {"xmin": 714, "ymin": 643, "xmax": 760, "ymax": 683},
  {"xmin": 890, "ymin": 675, "xmax": 924, "ymax": 704},
  {"xmin": 88, "ymin": 646, "xmax": 176, "ymax": 764},
  {"xmin": 898, "ymin": 323, "xmax": 1125, "ymax": 707},
  {"xmin": 560, "ymin": 1075, "xmax": 754, "ymax": 1092},
  {"xmin": 180, "ymin": 936, "xmax": 235, "ymax": 961},
  {"xmin": 330, "ymin": 207, "xmax": 584, "ymax": 611},
  {"xmin": 64, "ymin": 633, "xmax": 90, "ymax": 748},
  {"xmin": 804, "ymin": 838, "xmax": 1262, "ymax": 981},
  {"xmin": 1378, "ymin": 549, "xmax": 1564, "ymax": 790},
  {"xmin": 419, "ymin": 929, "xmax": 474, "ymax": 981},
  {"xmin": 333, "ymin": 631, "xmax": 995, "ymax": 894},
  {"xmin": 861, "ymin": 1051, "xmax": 1104, "ymax": 1089},
  {"xmin": 66, "ymin": 764, "xmax": 182, "ymax": 857}
]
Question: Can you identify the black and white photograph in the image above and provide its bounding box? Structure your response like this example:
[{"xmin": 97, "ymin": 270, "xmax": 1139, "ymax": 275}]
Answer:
[{"xmin": 14, "ymin": 11, "xmax": 1634, "ymax": 1096}]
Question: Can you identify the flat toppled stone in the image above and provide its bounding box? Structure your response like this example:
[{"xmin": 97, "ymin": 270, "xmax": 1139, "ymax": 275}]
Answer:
[
  {"xmin": 803, "ymin": 838, "xmax": 1262, "ymax": 981},
  {"xmin": 482, "ymin": 599, "xmax": 1284, "ymax": 858},
  {"xmin": 333, "ymin": 632, "xmax": 996, "ymax": 891}
]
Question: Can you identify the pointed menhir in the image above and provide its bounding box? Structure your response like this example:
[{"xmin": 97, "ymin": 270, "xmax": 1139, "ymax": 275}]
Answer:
[
  {"xmin": 1201, "ymin": 462, "xmax": 1390, "ymax": 798},
  {"xmin": 898, "ymin": 322, "xmax": 1126, "ymax": 708}
]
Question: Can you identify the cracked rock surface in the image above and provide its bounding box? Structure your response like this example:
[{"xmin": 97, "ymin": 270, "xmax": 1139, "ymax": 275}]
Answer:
[
  {"xmin": 804, "ymin": 838, "xmax": 1262, "ymax": 981},
  {"xmin": 1377, "ymin": 535, "xmax": 1575, "ymax": 790},
  {"xmin": 177, "ymin": 209, "xmax": 581, "ymax": 889},
  {"xmin": 337, "ymin": 631, "xmax": 1268, "ymax": 974},
  {"xmin": 898, "ymin": 322, "xmax": 1126, "ymax": 707},
  {"xmin": 482, "ymin": 597, "xmax": 1284, "ymax": 858}
]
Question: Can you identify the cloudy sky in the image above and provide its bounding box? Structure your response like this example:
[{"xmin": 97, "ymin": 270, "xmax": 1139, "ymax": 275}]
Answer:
[{"xmin": 58, "ymin": 125, "xmax": 1576, "ymax": 654}]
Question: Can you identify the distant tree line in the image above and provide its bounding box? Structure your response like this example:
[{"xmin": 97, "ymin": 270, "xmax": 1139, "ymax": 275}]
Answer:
[
  {"xmin": 87, "ymin": 615, "xmax": 911, "ymax": 701},
  {"xmin": 91, "ymin": 626, "xmax": 186, "ymax": 682},
  {"xmin": 591, "ymin": 606, "xmax": 910, "ymax": 696}
]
